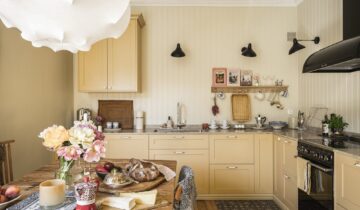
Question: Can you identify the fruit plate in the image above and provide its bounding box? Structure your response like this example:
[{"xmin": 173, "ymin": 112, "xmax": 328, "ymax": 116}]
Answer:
[{"xmin": 0, "ymin": 194, "xmax": 21, "ymax": 210}]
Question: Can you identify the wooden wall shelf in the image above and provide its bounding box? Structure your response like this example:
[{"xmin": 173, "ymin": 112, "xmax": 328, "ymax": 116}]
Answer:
[{"xmin": 211, "ymin": 86, "xmax": 288, "ymax": 93}]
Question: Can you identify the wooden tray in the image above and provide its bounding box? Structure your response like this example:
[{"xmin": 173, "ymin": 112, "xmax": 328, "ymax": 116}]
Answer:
[
  {"xmin": 98, "ymin": 100, "xmax": 134, "ymax": 129},
  {"xmin": 98, "ymin": 175, "xmax": 166, "ymax": 194},
  {"xmin": 231, "ymin": 94, "xmax": 251, "ymax": 122}
]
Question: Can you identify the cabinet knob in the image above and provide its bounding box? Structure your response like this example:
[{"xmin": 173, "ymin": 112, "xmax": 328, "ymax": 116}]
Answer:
[{"xmin": 226, "ymin": 166, "xmax": 238, "ymax": 169}]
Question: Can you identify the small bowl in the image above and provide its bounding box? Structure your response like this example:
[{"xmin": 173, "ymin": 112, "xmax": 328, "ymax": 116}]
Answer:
[
  {"xmin": 0, "ymin": 194, "xmax": 22, "ymax": 210},
  {"xmin": 269, "ymin": 121, "xmax": 288, "ymax": 130}
]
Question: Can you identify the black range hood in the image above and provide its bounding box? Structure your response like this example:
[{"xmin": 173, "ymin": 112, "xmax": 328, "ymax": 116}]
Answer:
[
  {"xmin": 303, "ymin": 0, "xmax": 360, "ymax": 73},
  {"xmin": 303, "ymin": 36, "xmax": 360, "ymax": 73}
]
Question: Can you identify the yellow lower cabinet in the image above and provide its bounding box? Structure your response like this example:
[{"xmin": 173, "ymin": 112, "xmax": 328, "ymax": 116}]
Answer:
[
  {"xmin": 210, "ymin": 134, "xmax": 255, "ymax": 164},
  {"xmin": 210, "ymin": 164, "xmax": 255, "ymax": 194},
  {"xmin": 255, "ymin": 134, "xmax": 273, "ymax": 194},
  {"xmin": 149, "ymin": 149, "xmax": 209, "ymax": 194},
  {"xmin": 335, "ymin": 152, "xmax": 360, "ymax": 210},
  {"xmin": 105, "ymin": 134, "xmax": 149, "ymax": 159},
  {"xmin": 284, "ymin": 174, "xmax": 298, "ymax": 210}
]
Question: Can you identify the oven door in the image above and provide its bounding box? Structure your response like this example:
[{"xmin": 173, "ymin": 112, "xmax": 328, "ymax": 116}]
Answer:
[{"xmin": 298, "ymin": 162, "xmax": 334, "ymax": 210}]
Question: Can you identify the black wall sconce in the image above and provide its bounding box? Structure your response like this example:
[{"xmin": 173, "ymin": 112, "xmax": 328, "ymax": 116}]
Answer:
[
  {"xmin": 171, "ymin": 43, "xmax": 186, "ymax": 57},
  {"xmin": 289, "ymin": 36, "xmax": 320, "ymax": 55},
  {"xmin": 241, "ymin": 43, "xmax": 257, "ymax": 57}
]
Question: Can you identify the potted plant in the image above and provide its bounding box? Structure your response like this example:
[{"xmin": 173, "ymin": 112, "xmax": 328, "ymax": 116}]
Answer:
[{"xmin": 329, "ymin": 113, "xmax": 349, "ymax": 135}]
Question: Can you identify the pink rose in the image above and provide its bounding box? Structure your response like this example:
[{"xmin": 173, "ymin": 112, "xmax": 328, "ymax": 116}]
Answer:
[
  {"xmin": 83, "ymin": 140, "xmax": 106, "ymax": 163},
  {"xmin": 57, "ymin": 145, "xmax": 83, "ymax": 161}
]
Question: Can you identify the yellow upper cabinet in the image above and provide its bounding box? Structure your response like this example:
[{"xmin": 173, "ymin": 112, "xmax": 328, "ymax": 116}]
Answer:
[{"xmin": 78, "ymin": 14, "xmax": 145, "ymax": 92}]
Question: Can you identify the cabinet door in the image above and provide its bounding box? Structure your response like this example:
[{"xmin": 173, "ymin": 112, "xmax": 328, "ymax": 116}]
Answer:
[
  {"xmin": 210, "ymin": 134, "xmax": 254, "ymax": 164},
  {"xmin": 108, "ymin": 18, "xmax": 140, "ymax": 92},
  {"xmin": 274, "ymin": 135, "xmax": 284, "ymax": 201},
  {"xmin": 149, "ymin": 150, "xmax": 209, "ymax": 194},
  {"xmin": 210, "ymin": 164, "xmax": 254, "ymax": 194},
  {"xmin": 105, "ymin": 134, "xmax": 148, "ymax": 159},
  {"xmin": 335, "ymin": 152, "xmax": 360, "ymax": 210},
  {"xmin": 284, "ymin": 138, "xmax": 298, "ymax": 179},
  {"xmin": 255, "ymin": 134, "xmax": 273, "ymax": 194},
  {"xmin": 78, "ymin": 39, "xmax": 108, "ymax": 92},
  {"xmin": 284, "ymin": 173, "xmax": 298, "ymax": 210},
  {"xmin": 149, "ymin": 135, "xmax": 208, "ymax": 150}
]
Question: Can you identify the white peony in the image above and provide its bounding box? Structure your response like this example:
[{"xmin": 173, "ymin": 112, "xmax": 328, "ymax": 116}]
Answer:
[{"xmin": 68, "ymin": 122, "xmax": 96, "ymax": 149}]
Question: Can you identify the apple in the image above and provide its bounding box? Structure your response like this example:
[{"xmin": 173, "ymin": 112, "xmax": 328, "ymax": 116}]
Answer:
[
  {"xmin": 104, "ymin": 162, "xmax": 115, "ymax": 172},
  {"xmin": 5, "ymin": 185, "xmax": 20, "ymax": 199},
  {"xmin": 95, "ymin": 164, "xmax": 108, "ymax": 173},
  {"xmin": 0, "ymin": 195, "xmax": 7, "ymax": 203}
]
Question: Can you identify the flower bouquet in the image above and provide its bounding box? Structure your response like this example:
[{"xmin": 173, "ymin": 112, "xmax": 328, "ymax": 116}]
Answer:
[{"xmin": 39, "ymin": 120, "xmax": 105, "ymax": 185}]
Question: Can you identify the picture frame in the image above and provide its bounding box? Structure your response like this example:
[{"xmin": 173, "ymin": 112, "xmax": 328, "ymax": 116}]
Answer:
[
  {"xmin": 227, "ymin": 68, "xmax": 241, "ymax": 86},
  {"xmin": 212, "ymin": 68, "xmax": 227, "ymax": 87},
  {"xmin": 240, "ymin": 70, "xmax": 253, "ymax": 86}
]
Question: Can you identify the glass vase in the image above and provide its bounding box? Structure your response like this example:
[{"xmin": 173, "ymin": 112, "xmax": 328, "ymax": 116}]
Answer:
[{"xmin": 55, "ymin": 157, "xmax": 75, "ymax": 186}]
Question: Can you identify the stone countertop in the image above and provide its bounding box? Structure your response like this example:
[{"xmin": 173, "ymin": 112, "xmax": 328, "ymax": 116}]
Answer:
[{"xmin": 104, "ymin": 125, "xmax": 360, "ymax": 158}]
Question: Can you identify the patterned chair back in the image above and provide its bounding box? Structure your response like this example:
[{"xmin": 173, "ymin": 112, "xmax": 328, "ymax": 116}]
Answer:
[{"xmin": 173, "ymin": 166, "xmax": 197, "ymax": 210}]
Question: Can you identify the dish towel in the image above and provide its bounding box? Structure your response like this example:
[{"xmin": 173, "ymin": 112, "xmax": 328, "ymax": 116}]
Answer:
[
  {"xmin": 297, "ymin": 157, "xmax": 311, "ymax": 194},
  {"xmin": 99, "ymin": 197, "xmax": 136, "ymax": 210},
  {"xmin": 119, "ymin": 190, "xmax": 158, "ymax": 205},
  {"xmin": 141, "ymin": 160, "xmax": 176, "ymax": 181},
  {"xmin": 315, "ymin": 170, "xmax": 325, "ymax": 193}
]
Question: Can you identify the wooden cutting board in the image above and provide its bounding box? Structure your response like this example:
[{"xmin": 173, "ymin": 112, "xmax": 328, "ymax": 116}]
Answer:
[
  {"xmin": 98, "ymin": 100, "xmax": 134, "ymax": 129},
  {"xmin": 231, "ymin": 94, "xmax": 251, "ymax": 122},
  {"xmin": 98, "ymin": 175, "xmax": 166, "ymax": 194}
]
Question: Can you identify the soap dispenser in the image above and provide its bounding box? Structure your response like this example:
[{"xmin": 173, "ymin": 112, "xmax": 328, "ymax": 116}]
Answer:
[{"xmin": 166, "ymin": 116, "xmax": 173, "ymax": 128}]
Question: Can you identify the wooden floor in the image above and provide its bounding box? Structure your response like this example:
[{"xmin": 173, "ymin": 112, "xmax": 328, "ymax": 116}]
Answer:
[{"xmin": 196, "ymin": 200, "xmax": 218, "ymax": 210}]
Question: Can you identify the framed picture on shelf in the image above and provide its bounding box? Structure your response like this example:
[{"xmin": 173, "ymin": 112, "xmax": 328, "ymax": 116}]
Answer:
[
  {"xmin": 227, "ymin": 68, "xmax": 240, "ymax": 86},
  {"xmin": 212, "ymin": 68, "xmax": 227, "ymax": 87},
  {"xmin": 240, "ymin": 70, "xmax": 253, "ymax": 86}
]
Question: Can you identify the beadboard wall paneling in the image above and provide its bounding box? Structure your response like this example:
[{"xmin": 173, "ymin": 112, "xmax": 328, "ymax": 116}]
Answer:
[
  {"xmin": 297, "ymin": 0, "xmax": 360, "ymax": 133},
  {"xmin": 74, "ymin": 6, "xmax": 299, "ymax": 125}
]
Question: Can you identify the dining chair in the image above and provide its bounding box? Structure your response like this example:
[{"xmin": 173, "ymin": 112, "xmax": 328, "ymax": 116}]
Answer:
[
  {"xmin": 173, "ymin": 166, "xmax": 197, "ymax": 210},
  {"xmin": 0, "ymin": 140, "xmax": 15, "ymax": 185}
]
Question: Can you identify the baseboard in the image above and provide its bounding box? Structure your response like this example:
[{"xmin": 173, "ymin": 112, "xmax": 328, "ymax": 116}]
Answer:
[
  {"xmin": 197, "ymin": 194, "xmax": 273, "ymax": 200},
  {"xmin": 273, "ymin": 195, "xmax": 289, "ymax": 210}
]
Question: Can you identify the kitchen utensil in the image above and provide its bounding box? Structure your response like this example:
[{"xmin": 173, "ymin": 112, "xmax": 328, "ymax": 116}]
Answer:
[
  {"xmin": 298, "ymin": 111, "xmax": 306, "ymax": 130},
  {"xmin": 255, "ymin": 115, "xmax": 267, "ymax": 128},
  {"xmin": 231, "ymin": 94, "xmax": 251, "ymax": 122},
  {"xmin": 255, "ymin": 91, "xmax": 265, "ymax": 101},
  {"xmin": 269, "ymin": 121, "xmax": 288, "ymax": 130},
  {"xmin": 77, "ymin": 108, "xmax": 92, "ymax": 121},
  {"xmin": 103, "ymin": 169, "xmax": 133, "ymax": 189},
  {"xmin": 98, "ymin": 100, "xmax": 134, "ymax": 129},
  {"xmin": 212, "ymin": 97, "xmax": 219, "ymax": 116}
]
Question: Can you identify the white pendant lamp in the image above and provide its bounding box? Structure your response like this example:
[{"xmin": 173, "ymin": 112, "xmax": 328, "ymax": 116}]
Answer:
[{"xmin": 0, "ymin": 0, "xmax": 131, "ymax": 53}]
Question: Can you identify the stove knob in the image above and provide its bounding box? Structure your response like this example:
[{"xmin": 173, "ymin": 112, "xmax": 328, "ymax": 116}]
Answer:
[
  {"xmin": 319, "ymin": 154, "xmax": 324, "ymax": 160},
  {"xmin": 313, "ymin": 153, "xmax": 319, "ymax": 158},
  {"xmin": 304, "ymin": 148, "xmax": 309, "ymax": 153},
  {"xmin": 324, "ymin": 155, "xmax": 330, "ymax": 161}
]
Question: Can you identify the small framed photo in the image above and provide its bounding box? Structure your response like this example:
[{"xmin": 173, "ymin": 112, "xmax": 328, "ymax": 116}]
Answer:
[
  {"xmin": 227, "ymin": 68, "xmax": 240, "ymax": 86},
  {"xmin": 240, "ymin": 70, "xmax": 253, "ymax": 86},
  {"xmin": 212, "ymin": 68, "xmax": 227, "ymax": 87}
]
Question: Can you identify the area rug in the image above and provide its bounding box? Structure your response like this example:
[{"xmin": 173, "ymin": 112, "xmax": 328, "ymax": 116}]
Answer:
[{"xmin": 215, "ymin": 200, "xmax": 281, "ymax": 210}]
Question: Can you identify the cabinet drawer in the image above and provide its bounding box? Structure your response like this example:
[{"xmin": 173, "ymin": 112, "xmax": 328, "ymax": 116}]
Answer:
[
  {"xmin": 105, "ymin": 134, "xmax": 148, "ymax": 159},
  {"xmin": 281, "ymin": 137, "xmax": 298, "ymax": 178},
  {"xmin": 210, "ymin": 134, "xmax": 254, "ymax": 164},
  {"xmin": 210, "ymin": 164, "xmax": 254, "ymax": 194},
  {"xmin": 149, "ymin": 135, "xmax": 208, "ymax": 149},
  {"xmin": 149, "ymin": 150, "xmax": 209, "ymax": 194},
  {"xmin": 335, "ymin": 152, "xmax": 360, "ymax": 210}
]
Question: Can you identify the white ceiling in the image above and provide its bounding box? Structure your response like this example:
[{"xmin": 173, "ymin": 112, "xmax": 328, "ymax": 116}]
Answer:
[{"xmin": 130, "ymin": 0, "xmax": 303, "ymax": 7}]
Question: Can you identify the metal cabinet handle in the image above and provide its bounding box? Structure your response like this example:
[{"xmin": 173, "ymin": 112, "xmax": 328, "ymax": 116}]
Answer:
[
  {"xmin": 226, "ymin": 166, "xmax": 238, "ymax": 169},
  {"xmin": 309, "ymin": 162, "xmax": 333, "ymax": 172},
  {"xmin": 121, "ymin": 136, "xmax": 132, "ymax": 139},
  {"xmin": 284, "ymin": 174, "xmax": 290, "ymax": 179},
  {"xmin": 354, "ymin": 162, "xmax": 360, "ymax": 167},
  {"xmin": 227, "ymin": 135, "xmax": 237, "ymax": 139},
  {"xmin": 174, "ymin": 151, "xmax": 185, "ymax": 154}
]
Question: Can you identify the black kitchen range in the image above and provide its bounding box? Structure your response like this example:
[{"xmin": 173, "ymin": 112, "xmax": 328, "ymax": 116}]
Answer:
[{"xmin": 297, "ymin": 135, "xmax": 360, "ymax": 210}]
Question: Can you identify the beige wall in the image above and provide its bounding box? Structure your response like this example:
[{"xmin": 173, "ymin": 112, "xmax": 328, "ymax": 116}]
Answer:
[
  {"xmin": 297, "ymin": 0, "xmax": 360, "ymax": 133},
  {"xmin": 74, "ymin": 6, "xmax": 299, "ymax": 125},
  {"xmin": 0, "ymin": 23, "xmax": 74, "ymax": 178}
]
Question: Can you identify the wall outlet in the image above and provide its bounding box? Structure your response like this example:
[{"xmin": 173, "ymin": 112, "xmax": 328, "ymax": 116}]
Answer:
[{"xmin": 287, "ymin": 32, "xmax": 296, "ymax": 41}]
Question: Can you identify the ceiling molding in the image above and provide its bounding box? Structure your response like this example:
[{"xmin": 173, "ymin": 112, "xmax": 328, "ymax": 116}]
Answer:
[{"xmin": 131, "ymin": 0, "xmax": 304, "ymax": 7}]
